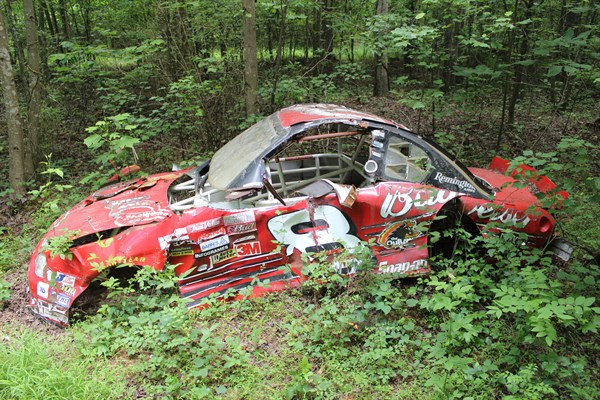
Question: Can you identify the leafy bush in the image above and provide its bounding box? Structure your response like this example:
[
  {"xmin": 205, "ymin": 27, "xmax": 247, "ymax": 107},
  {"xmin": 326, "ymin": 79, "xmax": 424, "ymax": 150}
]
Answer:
[{"xmin": 73, "ymin": 265, "xmax": 250, "ymax": 398}]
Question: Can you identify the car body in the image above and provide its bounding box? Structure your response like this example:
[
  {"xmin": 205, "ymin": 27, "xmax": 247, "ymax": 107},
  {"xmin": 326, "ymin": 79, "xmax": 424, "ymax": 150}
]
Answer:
[{"xmin": 28, "ymin": 104, "xmax": 567, "ymax": 326}]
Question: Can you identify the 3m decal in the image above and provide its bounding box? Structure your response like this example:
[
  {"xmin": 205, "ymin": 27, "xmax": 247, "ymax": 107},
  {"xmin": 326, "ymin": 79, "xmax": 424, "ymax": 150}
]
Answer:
[
  {"xmin": 211, "ymin": 248, "xmax": 238, "ymax": 264},
  {"xmin": 195, "ymin": 244, "xmax": 228, "ymax": 259},
  {"xmin": 235, "ymin": 241, "xmax": 261, "ymax": 256},
  {"xmin": 37, "ymin": 281, "xmax": 50, "ymax": 299},
  {"xmin": 223, "ymin": 211, "xmax": 255, "ymax": 225},
  {"xmin": 200, "ymin": 235, "xmax": 230, "ymax": 251},
  {"xmin": 433, "ymin": 172, "xmax": 476, "ymax": 193},
  {"xmin": 267, "ymin": 205, "xmax": 359, "ymax": 256},
  {"xmin": 380, "ymin": 188, "xmax": 453, "ymax": 218},
  {"xmin": 226, "ymin": 222, "xmax": 257, "ymax": 235},
  {"xmin": 379, "ymin": 259, "xmax": 427, "ymax": 273},
  {"xmin": 467, "ymin": 205, "xmax": 530, "ymax": 226},
  {"xmin": 377, "ymin": 220, "xmax": 423, "ymax": 249},
  {"xmin": 188, "ymin": 217, "xmax": 222, "ymax": 233}
]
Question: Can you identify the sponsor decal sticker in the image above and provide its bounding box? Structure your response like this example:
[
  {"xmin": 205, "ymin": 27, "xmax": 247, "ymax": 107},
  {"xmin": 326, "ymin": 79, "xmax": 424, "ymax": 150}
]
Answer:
[
  {"xmin": 60, "ymin": 285, "xmax": 75, "ymax": 296},
  {"xmin": 377, "ymin": 220, "xmax": 423, "ymax": 249},
  {"xmin": 169, "ymin": 246, "xmax": 194, "ymax": 257},
  {"xmin": 379, "ymin": 259, "xmax": 427, "ymax": 273},
  {"xmin": 198, "ymin": 227, "xmax": 227, "ymax": 241},
  {"xmin": 200, "ymin": 235, "xmax": 230, "ymax": 252},
  {"xmin": 159, "ymin": 229, "xmax": 191, "ymax": 251},
  {"xmin": 51, "ymin": 304, "xmax": 68, "ymax": 315},
  {"xmin": 467, "ymin": 205, "xmax": 530, "ymax": 226},
  {"xmin": 226, "ymin": 222, "xmax": 257, "ymax": 235},
  {"xmin": 235, "ymin": 241, "xmax": 261, "ymax": 256},
  {"xmin": 380, "ymin": 188, "xmax": 454, "ymax": 218},
  {"xmin": 188, "ymin": 217, "xmax": 222, "ymax": 233},
  {"xmin": 197, "ymin": 264, "xmax": 209, "ymax": 272},
  {"xmin": 233, "ymin": 234, "xmax": 257, "ymax": 244},
  {"xmin": 433, "ymin": 172, "xmax": 476, "ymax": 193},
  {"xmin": 223, "ymin": 211, "xmax": 255, "ymax": 226},
  {"xmin": 211, "ymin": 248, "xmax": 238, "ymax": 264},
  {"xmin": 56, "ymin": 293, "xmax": 72, "ymax": 307},
  {"xmin": 195, "ymin": 244, "xmax": 228, "ymax": 259},
  {"xmin": 37, "ymin": 281, "xmax": 50, "ymax": 299},
  {"xmin": 95, "ymin": 256, "xmax": 147, "ymax": 269},
  {"xmin": 56, "ymin": 273, "xmax": 76, "ymax": 286},
  {"xmin": 105, "ymin": 196, "xmax": 171, "ymax": 226}
]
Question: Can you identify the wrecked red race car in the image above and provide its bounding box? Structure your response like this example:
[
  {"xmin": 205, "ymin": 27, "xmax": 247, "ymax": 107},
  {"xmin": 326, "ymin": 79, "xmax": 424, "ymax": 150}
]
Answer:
[{"xmin": 28, "ymin": 104, "xmax": 570, "ymax": 326}]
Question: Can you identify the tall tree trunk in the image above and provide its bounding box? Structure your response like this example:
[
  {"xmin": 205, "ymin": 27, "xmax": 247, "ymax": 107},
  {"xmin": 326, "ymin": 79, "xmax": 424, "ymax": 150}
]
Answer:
[
  {"xmin": 322, "ymin": 0, "xmax": 333, "ymax": 55},
  {"xmin": 5, "ymin": 0, "xmax": 27, "ymax": 88},
  {"xmin": 507, "ymin": 0, "xmax": 534, "ymax": 125},
  {"xmin": 270, "ymin": 0, "xmax": 287, "ymax": 107},
  {"xmin": 0, "ymin": 10, "xmax": 26, "ymax": 197},
  {"xmin": 40, "ymin": 0, "xmax": 58, "ymax": 38},
  {"xmin": 58, "ymin": 0, "xmax": 70, "ymax": 38},
  {"xmin": 24, "ymin": 0, "xmax": 43, "ymax": 177},
  {"xmin": 242, "ymin": 0, "xmax": 258, "ymax": 116},
  {"xmin": 374, "ymin": 0, "xmax": 389, "ymax": 96}
]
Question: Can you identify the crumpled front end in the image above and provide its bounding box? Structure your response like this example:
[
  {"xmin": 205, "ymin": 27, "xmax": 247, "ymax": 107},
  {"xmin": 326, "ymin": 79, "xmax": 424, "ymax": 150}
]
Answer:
[
  {"xmin": 27, "ymin": 171, "xmax": 187, "ymax": 326},
  {"xmin": 28, "ymin": 243, "xmax": 85, "ymax": 326}
]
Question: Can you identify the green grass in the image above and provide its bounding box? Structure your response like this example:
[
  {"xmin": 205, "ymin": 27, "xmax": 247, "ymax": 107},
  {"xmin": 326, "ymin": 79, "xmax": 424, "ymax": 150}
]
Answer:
[{"xmin": 0, "ymin": 325, "xmax": 128, "ymax": 400}]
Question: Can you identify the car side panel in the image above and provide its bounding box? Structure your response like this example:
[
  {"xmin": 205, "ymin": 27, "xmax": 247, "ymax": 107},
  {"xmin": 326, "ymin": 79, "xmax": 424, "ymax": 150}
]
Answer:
[{"xmin": 175, "ymin": 182, "xmax": 460, "ymax": 307}]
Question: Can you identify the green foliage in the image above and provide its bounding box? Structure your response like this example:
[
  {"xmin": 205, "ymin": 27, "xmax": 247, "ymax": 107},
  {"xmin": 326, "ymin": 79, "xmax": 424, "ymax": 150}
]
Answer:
[
  {"xmin": 84, "ymin": 113, "xmax": 146, "ymax": 167},
  {"xmin": 0, "ymin": 280, "xmax": 10, "ymax": 306},
  {"xmin": 28, "ymin": 155, "xmax": 74, "ymax": 217},
  {"xmin": 145, "ymin": 76, "xmax": 210, "ymax": 144},
  {"xmin": 74, "ymin": 265, "xmax": 251, "ymax": 398},
  {"xmin": 0, "ymin": 326, "xmax": 126, "ymax": 400},
  {"xmin": 263, "ymin": 62, "xmax": 370, "ymax": 107}
]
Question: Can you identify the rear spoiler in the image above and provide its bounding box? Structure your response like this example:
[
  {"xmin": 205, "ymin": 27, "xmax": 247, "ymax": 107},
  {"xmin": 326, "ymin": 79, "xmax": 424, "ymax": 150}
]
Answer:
[{"xmin": 489, "ymin": 156, "xmax": 569, "ymax": 201}]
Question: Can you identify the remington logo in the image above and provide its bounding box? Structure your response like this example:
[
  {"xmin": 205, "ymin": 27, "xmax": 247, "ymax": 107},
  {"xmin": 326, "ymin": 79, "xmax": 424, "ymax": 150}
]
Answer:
[{"xmin": 434, "ymin": 172, "xmax": 475, "ymax": 193}]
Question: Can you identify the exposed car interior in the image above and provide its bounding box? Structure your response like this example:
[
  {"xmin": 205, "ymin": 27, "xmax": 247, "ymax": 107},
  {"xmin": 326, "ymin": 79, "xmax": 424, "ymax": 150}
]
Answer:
[{"xmin": 168, "ymin": 123, "xmax": 433, "ymax": 211}]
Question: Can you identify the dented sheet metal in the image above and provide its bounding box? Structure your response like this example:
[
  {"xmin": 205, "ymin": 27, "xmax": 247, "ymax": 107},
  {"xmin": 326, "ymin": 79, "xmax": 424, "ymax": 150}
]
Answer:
[{"xmin": 27, "ymin": 104, "xmax": 569, "ymax": 326}]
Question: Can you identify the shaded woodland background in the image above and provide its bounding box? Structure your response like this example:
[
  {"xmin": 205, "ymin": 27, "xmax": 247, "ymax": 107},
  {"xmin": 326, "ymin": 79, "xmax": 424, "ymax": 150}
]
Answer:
[{"xmin": 0, "ymin": 0, "xmax": 598, "ymax": 197}]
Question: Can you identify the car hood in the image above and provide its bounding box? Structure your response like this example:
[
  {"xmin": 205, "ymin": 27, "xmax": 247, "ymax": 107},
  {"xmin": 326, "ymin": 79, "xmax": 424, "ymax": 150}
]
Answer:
[{"xmin": 47, "ymin": 171, "xmax": 188, "ymax": 240}]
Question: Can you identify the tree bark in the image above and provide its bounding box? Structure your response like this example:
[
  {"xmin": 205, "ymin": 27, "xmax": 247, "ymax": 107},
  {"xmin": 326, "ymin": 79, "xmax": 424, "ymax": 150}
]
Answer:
[
  {"xmin": 58, "ymin": 0, "xmax": 70, "ymax": 38},
  {"xmin": 269, "ymin": 0, "xmax": 287, "ymax": 107},
  {"xmin": 24, "ymin": 0, "xmax": 43, "ymax": 177},
  {"xmin": 374, "ymin": 0, "xmax": 389, "ymax": 96},
  {"xmin": 242, "ymin": 0, "xmax": 258, "ymax": 116},
  {"xmin": 5, "ymin": 0, "xmax": 27, "ymax": 89},
  {"xmin": 0, "ymin": 10, "xmax": 26, "ymax": 197}
]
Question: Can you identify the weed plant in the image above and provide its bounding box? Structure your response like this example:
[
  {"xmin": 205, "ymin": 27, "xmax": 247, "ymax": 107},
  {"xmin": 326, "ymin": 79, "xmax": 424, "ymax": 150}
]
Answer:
[{"xmin": 67, "ymin": 226, "xmax": 599, "ymax": 399}]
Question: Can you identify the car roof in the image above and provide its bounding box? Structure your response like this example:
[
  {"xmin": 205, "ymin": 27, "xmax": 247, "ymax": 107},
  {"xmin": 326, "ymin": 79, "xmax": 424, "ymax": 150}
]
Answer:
[
  {"xmin": 275, "ymin": 104, "xmax": 403, "ymax": 128},
  {"xmin": 208, "ymin": 104, "xmax": 404, "ymax": 191}
]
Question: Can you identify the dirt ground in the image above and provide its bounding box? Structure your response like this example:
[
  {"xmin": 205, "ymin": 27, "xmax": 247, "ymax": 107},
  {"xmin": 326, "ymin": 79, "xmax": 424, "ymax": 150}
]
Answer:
[{"xmin": 1, "ymin": 268, "xmax": 63, "ymax": 336}]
